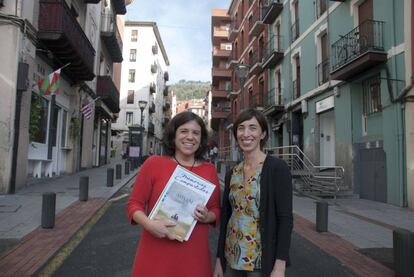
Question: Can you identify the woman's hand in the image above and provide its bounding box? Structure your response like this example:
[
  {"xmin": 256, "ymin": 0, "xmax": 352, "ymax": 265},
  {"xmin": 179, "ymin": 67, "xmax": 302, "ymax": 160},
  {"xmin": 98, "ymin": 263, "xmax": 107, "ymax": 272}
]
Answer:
[
  {"xmin": 194, "ymin": 204, "xmax": 215, "ymax": 223},
  {"xmin": 144, "ymin": 219, "xmax": 176, "ymax": 239},
  {"xmin": 213, "ymin": 258, "xmax": 223, "ymax": 277}
]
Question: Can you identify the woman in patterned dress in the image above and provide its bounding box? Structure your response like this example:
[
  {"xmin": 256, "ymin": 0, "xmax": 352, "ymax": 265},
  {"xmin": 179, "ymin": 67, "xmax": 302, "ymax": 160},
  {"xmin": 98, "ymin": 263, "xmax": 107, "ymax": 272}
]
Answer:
[{"xmin": 214, "ymin": 109, "xmax": 293, "ymax": 277}]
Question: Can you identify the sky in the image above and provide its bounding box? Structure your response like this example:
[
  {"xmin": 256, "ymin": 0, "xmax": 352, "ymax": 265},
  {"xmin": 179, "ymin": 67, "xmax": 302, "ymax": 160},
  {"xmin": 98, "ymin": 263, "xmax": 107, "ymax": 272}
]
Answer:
[{"xmin": 126, "ymin": 0, "xmax": 231, "ymax": 84}]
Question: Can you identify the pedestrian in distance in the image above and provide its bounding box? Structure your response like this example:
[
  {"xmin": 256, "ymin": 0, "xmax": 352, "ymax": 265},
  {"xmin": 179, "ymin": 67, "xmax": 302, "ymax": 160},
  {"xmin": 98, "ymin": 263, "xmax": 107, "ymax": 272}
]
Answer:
[
  {"xmin": 127, "ymin": 111, "xmax": 221, "ymax": 277},
  {"xmin": 214, "ymin": 108, "xmax": 293, "ymax": 277}
]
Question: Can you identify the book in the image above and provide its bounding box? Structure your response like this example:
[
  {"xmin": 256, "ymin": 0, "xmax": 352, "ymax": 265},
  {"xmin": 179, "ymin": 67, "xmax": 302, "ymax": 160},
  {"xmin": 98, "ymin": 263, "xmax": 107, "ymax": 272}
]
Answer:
[{"xmin": 148, "ymin": 165, "xmax": 216, "ymax": 242}]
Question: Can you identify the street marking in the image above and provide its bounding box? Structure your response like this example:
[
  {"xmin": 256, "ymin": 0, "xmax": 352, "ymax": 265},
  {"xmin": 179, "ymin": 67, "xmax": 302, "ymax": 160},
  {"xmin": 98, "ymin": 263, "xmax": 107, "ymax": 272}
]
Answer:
[
  {"xmin": 37, "ymin": 202, "xmax": 111, "ymax": 276},
  {"xmin": 109, "ymin": 193, "xmax": 129, "ymax": 202}
]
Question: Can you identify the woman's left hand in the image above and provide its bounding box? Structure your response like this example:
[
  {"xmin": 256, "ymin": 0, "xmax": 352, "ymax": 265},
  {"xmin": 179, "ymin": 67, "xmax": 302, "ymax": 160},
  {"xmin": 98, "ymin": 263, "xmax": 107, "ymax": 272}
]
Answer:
[{"xmin": 194, "ymin": 204, "xmax": 211, "ymax": 223}]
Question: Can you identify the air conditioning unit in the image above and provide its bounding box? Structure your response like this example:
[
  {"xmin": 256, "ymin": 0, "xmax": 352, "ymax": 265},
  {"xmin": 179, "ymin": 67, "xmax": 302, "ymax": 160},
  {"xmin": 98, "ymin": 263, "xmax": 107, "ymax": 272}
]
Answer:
[{"xmin": 224, "ymin": 44, "xmax": 232, "ymax": 50}]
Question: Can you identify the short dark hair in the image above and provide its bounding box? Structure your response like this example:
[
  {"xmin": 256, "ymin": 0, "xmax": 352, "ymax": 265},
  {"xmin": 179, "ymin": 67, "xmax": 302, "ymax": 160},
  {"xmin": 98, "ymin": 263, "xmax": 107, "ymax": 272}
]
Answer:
[
  {"xmin": 233, "ymin": 108, "xmax": 269, "ymax": 149},
  {"xmin": 163, "ymin": 111, "xmax": 208, "ymax": 159}
]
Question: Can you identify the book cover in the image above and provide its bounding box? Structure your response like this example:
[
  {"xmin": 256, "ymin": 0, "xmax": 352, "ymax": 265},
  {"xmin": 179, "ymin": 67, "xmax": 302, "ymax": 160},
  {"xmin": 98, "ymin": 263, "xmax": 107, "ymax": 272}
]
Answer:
[{"xmin": 149, "ymin": 165, "xmax": 215, "ymax": 242}]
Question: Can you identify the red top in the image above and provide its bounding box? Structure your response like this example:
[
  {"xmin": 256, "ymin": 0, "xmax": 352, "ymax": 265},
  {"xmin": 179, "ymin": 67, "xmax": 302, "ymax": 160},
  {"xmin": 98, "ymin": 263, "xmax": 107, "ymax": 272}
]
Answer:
[{"xmin": 127, "ymin": 156, "xmax": 221, "ymax": 277}]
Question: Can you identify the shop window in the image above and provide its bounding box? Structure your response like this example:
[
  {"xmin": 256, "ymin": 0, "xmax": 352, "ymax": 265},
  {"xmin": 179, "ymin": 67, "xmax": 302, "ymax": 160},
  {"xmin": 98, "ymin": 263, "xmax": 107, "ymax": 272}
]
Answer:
[{"xmin": 29, "ymin": 93, "xmax": 49, "ymax": 143}]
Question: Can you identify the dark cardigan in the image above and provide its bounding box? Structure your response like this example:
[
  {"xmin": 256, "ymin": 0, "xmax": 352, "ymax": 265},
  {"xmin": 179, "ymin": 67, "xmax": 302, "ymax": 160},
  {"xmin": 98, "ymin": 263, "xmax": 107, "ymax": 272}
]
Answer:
[{"xmin": 216, "ymin": 155, "xmax": 293, "ymax": 277}]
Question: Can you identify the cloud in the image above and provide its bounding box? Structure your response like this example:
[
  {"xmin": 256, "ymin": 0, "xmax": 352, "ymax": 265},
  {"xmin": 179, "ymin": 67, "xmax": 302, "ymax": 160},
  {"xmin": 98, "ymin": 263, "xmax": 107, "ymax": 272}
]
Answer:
[{"xmin": 126, "ymin": 0, "xmax": 231, "ymax": 83}]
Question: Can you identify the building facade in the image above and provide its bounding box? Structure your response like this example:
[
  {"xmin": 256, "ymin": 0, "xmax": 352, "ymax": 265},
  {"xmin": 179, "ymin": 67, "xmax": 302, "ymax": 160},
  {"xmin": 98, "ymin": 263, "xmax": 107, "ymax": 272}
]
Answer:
[
  {"xmin": 221, "ymin": 0, "xmax": 411, "ymax": 207},
  {"xmin": 211, "ymin": 9, "xmax": 232, "ymax": 153},
  {"xmin": 112, "ymin": 21, "xmax": 170, "ymax": 156},
  {"xmin": 0, "ymin": 0, "xmax": 127, "ymax": 193}
]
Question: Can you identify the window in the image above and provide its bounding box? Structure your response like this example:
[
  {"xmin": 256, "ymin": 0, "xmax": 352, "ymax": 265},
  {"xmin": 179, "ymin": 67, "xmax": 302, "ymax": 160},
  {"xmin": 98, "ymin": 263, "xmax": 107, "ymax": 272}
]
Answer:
[
  {"xmin": 317, "ymin": 0, "xmax": 326, "ymax": 18},
  {"xmin": 131, "ymin": 30, "xmax": 138, "ymax": 42},
  {"xmin": 126, "ymin": 112, "xmax": 133, "ymax": 125},
  {"xmin": 128, "ymin": 69, "xmax": 135, "ymax": 82},
  {"xmin": 363, "ymin": 75, "xmax": 382, "ymax": 115},
  {"xmin": 129, "ymin": 49, "xmax": 136, "ymax": 62},
  {"xmin": 127, "ymin": 90, "xmax": 134, "ymax": 104},
  {"xmin": 29, "ymin": 93, "xmax": 49, "ymax": 143}
]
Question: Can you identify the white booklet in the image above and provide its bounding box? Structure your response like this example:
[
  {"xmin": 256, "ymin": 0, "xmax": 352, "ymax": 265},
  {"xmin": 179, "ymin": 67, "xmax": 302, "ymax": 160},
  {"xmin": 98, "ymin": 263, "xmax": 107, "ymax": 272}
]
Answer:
[{"xmin": 148, "ymin": 165, "xmax": 216, "ymax": 242}]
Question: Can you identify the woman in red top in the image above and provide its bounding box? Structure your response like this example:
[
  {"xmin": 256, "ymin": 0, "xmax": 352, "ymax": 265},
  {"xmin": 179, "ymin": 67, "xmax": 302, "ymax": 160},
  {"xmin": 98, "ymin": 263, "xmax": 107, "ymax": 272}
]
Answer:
[{"xmin": 127, "ymin": 111, "xmax": 221, "ymax": 277}]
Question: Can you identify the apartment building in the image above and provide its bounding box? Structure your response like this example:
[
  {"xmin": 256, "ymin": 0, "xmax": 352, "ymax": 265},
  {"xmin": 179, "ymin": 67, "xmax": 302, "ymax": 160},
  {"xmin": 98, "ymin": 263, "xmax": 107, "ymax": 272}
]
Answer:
[
  {"xmin": 0, "ymin": 0, "xmax": 128, "ymax": 193},
  {"xmin": 223, "ymin": 0, "xmax": 412, "ymax": 207},
  {"xmin": 211, "ymin": 9, "xmax": 232, "ymax": 152},
  {"xmin": 112, "ymin": 21, "xmax": 170, "ymax": 156}
]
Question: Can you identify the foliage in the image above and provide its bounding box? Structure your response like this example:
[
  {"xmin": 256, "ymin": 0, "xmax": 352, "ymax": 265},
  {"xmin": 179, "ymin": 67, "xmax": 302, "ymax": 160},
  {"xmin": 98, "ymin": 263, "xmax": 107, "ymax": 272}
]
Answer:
[
  {"xmin": 69, "ymin": 117, "xmax": 80, "ymax": 140},
  {"xmin": 170, "ymin": 80, "xmax": 211, "ymax": 101}
]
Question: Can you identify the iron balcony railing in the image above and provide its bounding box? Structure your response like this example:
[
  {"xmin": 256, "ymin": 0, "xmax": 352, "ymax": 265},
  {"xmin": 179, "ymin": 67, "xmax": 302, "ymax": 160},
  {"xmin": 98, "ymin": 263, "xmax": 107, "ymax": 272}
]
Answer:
[
  {"xmin": 331, "ymin": 20, "xmax": 385, "ymax": 71},
  {"xmin": 264, "ymin": 87, "xmax": 283, "ymax": 108},
  {"xmin": 316, "ymin": 59, "xmax": 330, "ymax": 86},
  {"xmin": 101, "ymin": 13, "xmax": 123, "ymax": 62},
  {"xmin": 248, "ymin": 5, "xmax": 264, "ymax": 37},
  {"xmin": 293, "ymin": 79, "xmax": 300, "ymax": 99},
  {"xmin": 249, "ymin": 93, "xmax": 265, "ymax": 109},
  {"xmin": 263, "ymin": 35, "xmax": 284, "ymax": 68},
  {"xmin": 291, "ymin": 19, "xmax": 300, "ymax": 42}
]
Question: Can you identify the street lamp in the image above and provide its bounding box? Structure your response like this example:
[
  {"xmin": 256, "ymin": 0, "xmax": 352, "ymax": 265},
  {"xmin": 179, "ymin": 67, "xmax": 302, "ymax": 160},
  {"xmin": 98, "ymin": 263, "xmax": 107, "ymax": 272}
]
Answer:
[
  {"xmin": 235, "ymin": 64, "xmax": 250, "ymax": 96},
  {"xmin": 138, "ymin": 100, "xmax": 147, "ymax": 127}
]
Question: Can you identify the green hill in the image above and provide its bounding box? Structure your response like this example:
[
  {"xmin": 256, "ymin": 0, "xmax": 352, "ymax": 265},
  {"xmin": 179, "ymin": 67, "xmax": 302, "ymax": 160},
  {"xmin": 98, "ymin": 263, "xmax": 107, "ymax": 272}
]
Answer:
[{"xmin": 170, "ymin": 80, "xmax": 211, "ymax": 101}]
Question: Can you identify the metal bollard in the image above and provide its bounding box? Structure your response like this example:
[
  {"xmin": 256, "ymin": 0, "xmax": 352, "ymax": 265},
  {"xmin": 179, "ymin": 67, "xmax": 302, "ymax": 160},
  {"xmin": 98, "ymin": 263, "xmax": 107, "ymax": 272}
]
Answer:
[
  {"xmin": 79, "ymin": 176, "xmax": 89, "ymax": 201},
  {"xmin": 316, "ymin": 201, "xmax": 328, "ymax": 232},
  {"xmin": 393, "ymin": 228, "xmax": 414, "ymax": 277},
  {"xmin": 125, "ymin": 161, "xmax": 130, "ymax": 175},
  {"xmin": 41, "ymin": 192, "xmax": 56, "ymax": 229},
  {"xmin": 107, "ymin": 168, "xmax": 114, "ymax": 187},
  {"xmin": 116, "ymin": 164, "xmax": 122, "ymax": 179}
]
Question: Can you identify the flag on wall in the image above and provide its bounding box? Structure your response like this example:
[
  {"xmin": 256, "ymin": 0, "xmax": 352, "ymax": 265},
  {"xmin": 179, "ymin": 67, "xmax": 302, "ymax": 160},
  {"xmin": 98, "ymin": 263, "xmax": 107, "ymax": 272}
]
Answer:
[
  {"xmin": 35, "ymin": 68, "xmax": 61, "ymax": 95},
  {"xmin": 80, "ymin": 100, "xmax": 95, "ymax": 120}
]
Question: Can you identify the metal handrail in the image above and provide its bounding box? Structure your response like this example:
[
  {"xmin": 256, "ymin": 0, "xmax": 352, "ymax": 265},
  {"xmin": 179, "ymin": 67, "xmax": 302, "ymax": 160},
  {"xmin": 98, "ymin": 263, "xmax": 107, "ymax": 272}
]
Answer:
[{"xmin": 265, "ymin": 145, "xmax": 345, "ymax": 197}]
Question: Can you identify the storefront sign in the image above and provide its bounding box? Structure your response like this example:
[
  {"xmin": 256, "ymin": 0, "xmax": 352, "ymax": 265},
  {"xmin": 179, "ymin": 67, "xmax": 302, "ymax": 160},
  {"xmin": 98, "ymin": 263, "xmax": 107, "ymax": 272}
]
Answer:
[{"xmin": 316, "ymin": 95, "xmax": 335, "ymax": 114}]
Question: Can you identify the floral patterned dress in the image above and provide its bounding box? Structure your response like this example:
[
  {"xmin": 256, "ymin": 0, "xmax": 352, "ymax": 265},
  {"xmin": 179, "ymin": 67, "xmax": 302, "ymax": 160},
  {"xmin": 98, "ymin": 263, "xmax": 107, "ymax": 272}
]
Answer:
[{"xmin": 225, "ymin": 161, "xmax": 263, "ymax": 271}]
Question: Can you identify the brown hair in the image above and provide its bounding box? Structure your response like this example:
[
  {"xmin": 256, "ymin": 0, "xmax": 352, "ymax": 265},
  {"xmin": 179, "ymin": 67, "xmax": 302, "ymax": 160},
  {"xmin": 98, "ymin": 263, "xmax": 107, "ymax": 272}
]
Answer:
[
  {"xmin": 233, "ymin": 108, "xmax": 269, "ymax": 149},
  {"xmin": 163, "ymin": 111, "xmax": 208, "ymax": 159}
]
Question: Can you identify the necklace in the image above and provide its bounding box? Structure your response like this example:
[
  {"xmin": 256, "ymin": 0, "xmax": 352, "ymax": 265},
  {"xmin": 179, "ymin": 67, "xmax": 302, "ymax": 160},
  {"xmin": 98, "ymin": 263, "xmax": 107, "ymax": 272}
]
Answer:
[{"xmin": 173, "ymin": 155, "xmax": 196, "ymax": 171}]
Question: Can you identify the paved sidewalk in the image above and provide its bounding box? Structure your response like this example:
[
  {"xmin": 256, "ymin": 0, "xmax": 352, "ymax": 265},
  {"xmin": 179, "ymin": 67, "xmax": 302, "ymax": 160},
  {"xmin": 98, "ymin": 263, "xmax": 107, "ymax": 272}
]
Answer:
[{"xmin": 0, "ymin": 159, "xmax": 138, "ymax": 276}]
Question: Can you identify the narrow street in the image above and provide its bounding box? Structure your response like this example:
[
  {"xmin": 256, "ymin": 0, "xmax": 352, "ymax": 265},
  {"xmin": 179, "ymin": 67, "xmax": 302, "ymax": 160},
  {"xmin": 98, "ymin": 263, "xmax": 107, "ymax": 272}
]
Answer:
[{"xmin": 42, "ymin": 182, "xmax": 354, "ymax": 277}]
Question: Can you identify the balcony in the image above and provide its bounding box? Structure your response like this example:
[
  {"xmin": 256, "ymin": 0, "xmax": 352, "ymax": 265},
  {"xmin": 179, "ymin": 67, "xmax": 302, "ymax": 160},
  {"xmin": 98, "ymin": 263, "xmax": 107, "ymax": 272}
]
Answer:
[
  {"xmin": 212, "ymin": 67, "xmax": 232, "ymax": 86},
  {"xmin": 249, "ymin": 93, "xmax": 265, "ymax": 109},
  {"xmin": 248, "ymin": 50, "xmax": 264, "ymax": 76},
  {"xmin": 149, "ymin": 102, "xmax": 156, "ymax": 114},
  {"xmin": 164, "ymin": 71, "xmax": 169, "ymax": 81},
  {"xmin": 263, "ymin": 87, "xmax": 284, "ymax": 116},
  {"xmin": 211, "ymin": 106, "xmax": 231, "ymax": 119},
  {"xmin": 148, "ymin": 122, "xmax": 155, "ymax": 135},
  {"xmin": 163, "ymin": 100, "xmax": 171, "ymax": 111},
  {"xmin": 149, "ymin": 82, "xmax": 156, "ymax": 94},
  {"xmin": 213, "ymin": 45, "xmax": 231, "ymax": 64},
  {"xmin": 38, "ymin": 0, "xmax": 95, "ymax": 82},
  {"xmin": 293, "ymin": 79, "xmax": 301, "ymax": 99},
  {"xmin": 112, "ymin": 0, "xmax": 126, "ymax": 15},
  {"xmin": 291, "ymin": 19, "xmax": 299, "ymax": 42},
  {"xmin": 163, "ymin": 85, "xmax": 169, "ymax": 96},
  {"xmin": 228, "ymin": 21, "xmax": 239, "ymax": 41},
  {"xmin": 97, "ymin": 76, "xmax": 120, "ymax": 113},
  {"xmin": 227, "ymin": 50, "xmax": 238, "ymax": 69},
  {"xmin": 317, "ymin": 59, "xmax": 330, "ymax": 86},
  {"xmin": 213, "ymin": 26, "xmax": 229, "ymax": 44},
  {"xmin": 101, "ymin": 13, "xmax": 123, "ymax": 63},
  {"xmin": 330, "ymin": 20, "xmax": 387, "ymax": 80},
  {"xmin": 261, "ymin": 0, "xmax": 283, "ymax": 24},
  {"xmin": 151, "ymin": 63, "xmax": 157, "ymax": 73},
  {"xmin": 152, "ymin": 44, "xmax": 158, "ymax": 54},
  {"xmin": 248, "ymin": 6, "xmax": 264, "ymax": 39},
  {"xmin": 263, "ymin": 35, "xmax": 284, "ymax": 69},
  {"xmin": 212, "ymin": 86, "xmax": 228, "ymax": 98}
]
